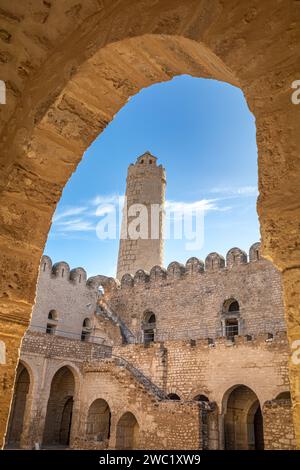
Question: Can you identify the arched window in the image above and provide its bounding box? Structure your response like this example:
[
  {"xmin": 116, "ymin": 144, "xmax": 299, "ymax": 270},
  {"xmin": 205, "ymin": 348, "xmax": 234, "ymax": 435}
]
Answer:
[
  {"xmin": 48, "ymin": 310, "xmax": 58, "ymax": 321},
  {"xmin": 222, "ymin": 299, "xmax": 240, "ymax": 340},
  {"xmin": 228, "ymin": 301, "xmax": 239, "ymax": 312},
  {"xmin": 46, "ymin": 310, "xmax": 58, "ymax": 335},
  {"xmin": 167, "ymin": 393, "xmax": 181, "ymax": 401},
  {"xmin": 193, "ymin": 394, "xmax": 209, "ymax": 402},
  {"xmin": 98, "ymin": 285, "xmax": 105, "ymax": 297},
  {"xmin": 275, "ymin": 391, "xmax": 291, "ymax": 401},
  {"xmin": 81, "ymin": 318, "xmax": 92, "ymax": 342},
  {"xmin": 142, "ymin": 311, "xmax": 156, "ymax": 345}
]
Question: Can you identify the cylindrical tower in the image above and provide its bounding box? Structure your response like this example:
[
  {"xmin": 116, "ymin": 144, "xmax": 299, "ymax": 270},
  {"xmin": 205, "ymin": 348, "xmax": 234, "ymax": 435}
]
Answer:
[{"xmin": 116, "ymin": 152, "xmax": 166, "ymax": 280}]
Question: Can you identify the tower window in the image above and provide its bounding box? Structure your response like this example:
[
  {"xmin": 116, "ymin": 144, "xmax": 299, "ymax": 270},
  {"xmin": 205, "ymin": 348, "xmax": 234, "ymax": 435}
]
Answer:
[
  {"xmin": 48, "ymin": 310, "xmax": 58, "ymax": 321},
  {"xmin": 142, "ymin": 311, "xmax": 156, "ymax": 345},
  {"xmin": 46, "ymin": 310, "xmax": 58, "ymax": 335},
  {"xmin": 222, "ymin": 299, "xmax": 240, "ymax": 340},
  {"xmin": 228, "ymin": 300, "xmax": 239, "ymax": 312},
  {"xmin": 81, "ymin": 318, "xmax": 92, "ymax": 342}
]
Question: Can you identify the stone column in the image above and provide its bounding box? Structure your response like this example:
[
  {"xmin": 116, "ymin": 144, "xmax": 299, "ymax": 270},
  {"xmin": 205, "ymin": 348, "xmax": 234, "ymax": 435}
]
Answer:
[{"xmin": 0, "ymin": 318, "xmax": 29, "ymax": 448}]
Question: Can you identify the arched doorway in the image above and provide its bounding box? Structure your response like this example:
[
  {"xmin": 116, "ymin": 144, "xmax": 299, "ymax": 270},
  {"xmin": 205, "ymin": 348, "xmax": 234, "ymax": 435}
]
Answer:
[
  {"xmin": 224, "ymin": 385, "xmax": 264, "ymax": 450},
  {"xmin": 6, "ymin": 363, "xmax": 30, "ymax": 447},
  {"xmin": 42, "ymin": 366, "xmax": 75, "ymax": 447},
  {"xmin": 86, "ymin": 399, "xmax": 111, "ymax": 443},
  {"xmin": 116, "ymin": 412, "xmax": 139, "ymax": 450}
]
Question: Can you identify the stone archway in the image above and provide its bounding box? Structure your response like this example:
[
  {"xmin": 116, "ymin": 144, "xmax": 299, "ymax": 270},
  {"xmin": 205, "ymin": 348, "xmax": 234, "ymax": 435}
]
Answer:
[
  {"xmin": 116, "ymin": 412, "xmax": 139, "ymax": 450},
  {"xmin": 42, "ymin": 366, "xmax": 75, "ymax": 447},
  {"xmin": 86, "ymin": 399, "xmax": 111, "ymax": 444},
  {"xmin": 224, "ymin": 385, "xmax": 264, "ymax": 450},
  {"xmin": 0, "ymin": 1, "xmax": 299, "ymax": 448},
  {"xmin": 5, "ymin": 363, "xmax": 30, "ymax": 447}
]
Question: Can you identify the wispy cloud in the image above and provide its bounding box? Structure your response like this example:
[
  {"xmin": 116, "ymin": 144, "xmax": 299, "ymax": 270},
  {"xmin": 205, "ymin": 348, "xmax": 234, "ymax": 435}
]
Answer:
[
  {"xmin": 54, "ymin": 218, "xmax": 95, "ymax": 232},
  {"xmin": 50, "ymin": 193, "xmax": 231, "ymax": 238},
  {"xmin": 91, "ymin": 194, "xmax": 124, "ymax": 206},
  {"xmin": 165, "ymin": 198, "xmax": 230, "ymax": 213},
  {"xmin": 53, "ymin": 206, "xmax": 88, "ymax": 222},
  {"xmin": 209, "ymin": 186, "xmax": 258, "ymax": 196}
]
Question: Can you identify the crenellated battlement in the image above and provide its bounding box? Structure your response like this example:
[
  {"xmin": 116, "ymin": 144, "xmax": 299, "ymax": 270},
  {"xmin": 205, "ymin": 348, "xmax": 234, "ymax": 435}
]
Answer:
[
  {"xmin": 40, "ymin": 242, "xmax": 272, "ymax": 296},
  {"xmin": 39, "ymin": 255, "xmax": 118, "ymax": 291},
  {"xmin": 119, "ymin": 242, "xmax": 269, "ymax": 289}
]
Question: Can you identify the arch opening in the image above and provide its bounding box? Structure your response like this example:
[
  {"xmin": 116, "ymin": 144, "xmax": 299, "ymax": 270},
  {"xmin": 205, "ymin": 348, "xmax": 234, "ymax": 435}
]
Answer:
[
  {"xmin": 223, "ymin": 385, "xmax": 264, "ymax": 450},
  {"xmin": 193, "ymin": 394, "xmax": 209, "ymax": 402},
  {"xmin": 46, "ymin": 309, "xmax": 58, "ymax": 335},
  {"xmin": 275, "ymin": 391, "xmax": 291, "ymax": 401},
  {"xmin": 42, "ymin": 366, "xmax": 75, "ymax": 447},
  {"xmin": 142, "ymin": 311, "xmax": 156, "ymax": 345},
  {"xmin": 86, "ymin": 399, "xmax": 111, "ymax": 443},
  {"xmin": 81, "ymin": 318, "xmax": 92, "ymax": 342},
  {"xmin": 167, "ymin": 393, "xmax": 181, "ymax": 401},
  {"xmin": 116, "ymin": 412, "xmax": 139, "ymax": 450},
  {"xmin": 5, "ymin": 363, "xmax": 30, "ymax": 447},
  {"xmin": 222, "ymin": 299, "xmax": 240, "ymax": 340}
]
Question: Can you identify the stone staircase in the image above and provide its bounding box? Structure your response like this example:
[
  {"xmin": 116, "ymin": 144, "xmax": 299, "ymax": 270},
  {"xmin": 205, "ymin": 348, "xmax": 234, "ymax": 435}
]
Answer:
[
  {"xmin": 95, "ymin": 300, "xmax": 136, "ymax": 344},
  {"xmin": 111, "ymin": 354, "xmax": 168, "ymax": 400}
]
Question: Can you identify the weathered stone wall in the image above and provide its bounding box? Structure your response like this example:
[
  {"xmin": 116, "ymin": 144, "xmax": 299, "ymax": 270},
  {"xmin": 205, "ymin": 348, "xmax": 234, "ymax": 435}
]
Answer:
[
  {"xmin": 31, "ymin": 256, "xmax": 120, "ymax": 346},
  {"xmin": 22, "ymin": 331, "xmax": 112, "ymax": 362},
  {"xmin": 14, "ymin": 344, "xmax": 201, "ymax": 450},
  {"xmin": 113, "ymin": 244, "xmax": 285, "ymax": 342},
  {"xmin": 76, "ymin": 361, "xmax": 200, "ymax": 450},
  {"xmin": 117, "ymin": 152, "xmax": 166, "ymax": 280},
  {"xmin": 114, "ymin": 333, "xmax": 291, "ymax": 407},
  {"xmin": 263, "ymin": 399, "xmax": 296, "ymax": 450}
]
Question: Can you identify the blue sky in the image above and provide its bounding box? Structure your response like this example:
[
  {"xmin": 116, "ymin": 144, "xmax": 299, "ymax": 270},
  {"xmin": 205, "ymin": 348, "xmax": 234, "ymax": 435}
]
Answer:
[{"xmin": 45, "ymin": 75, "xmax": 259, "ymax": 277}]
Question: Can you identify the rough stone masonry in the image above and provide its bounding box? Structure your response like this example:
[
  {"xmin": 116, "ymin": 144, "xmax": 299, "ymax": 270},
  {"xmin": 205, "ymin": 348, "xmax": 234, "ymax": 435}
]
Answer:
[{"xmin": 4, "ymin": 154, "xmax": 296, "ymax": 450}]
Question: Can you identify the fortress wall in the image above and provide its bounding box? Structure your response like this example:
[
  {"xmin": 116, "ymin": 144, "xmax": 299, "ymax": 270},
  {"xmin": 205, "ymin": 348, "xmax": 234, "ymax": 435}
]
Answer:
[
  {"xmin": 75, "ymin": 361, "xmax": 200, "ymax": 450},
  {"xmin": 30, "ymin": 256, "xmax": 114, "ymax": 342},
  {"xmin": 112, "ymin": 244, "xmax": 285, "ymax": 341},
  {"xmin": 113, "ymin": 333, "xmax": 290, "ymax": 407},
  {"xmin": 22, "ymin": 331, "xmax": 112, "ymax": 361}
]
